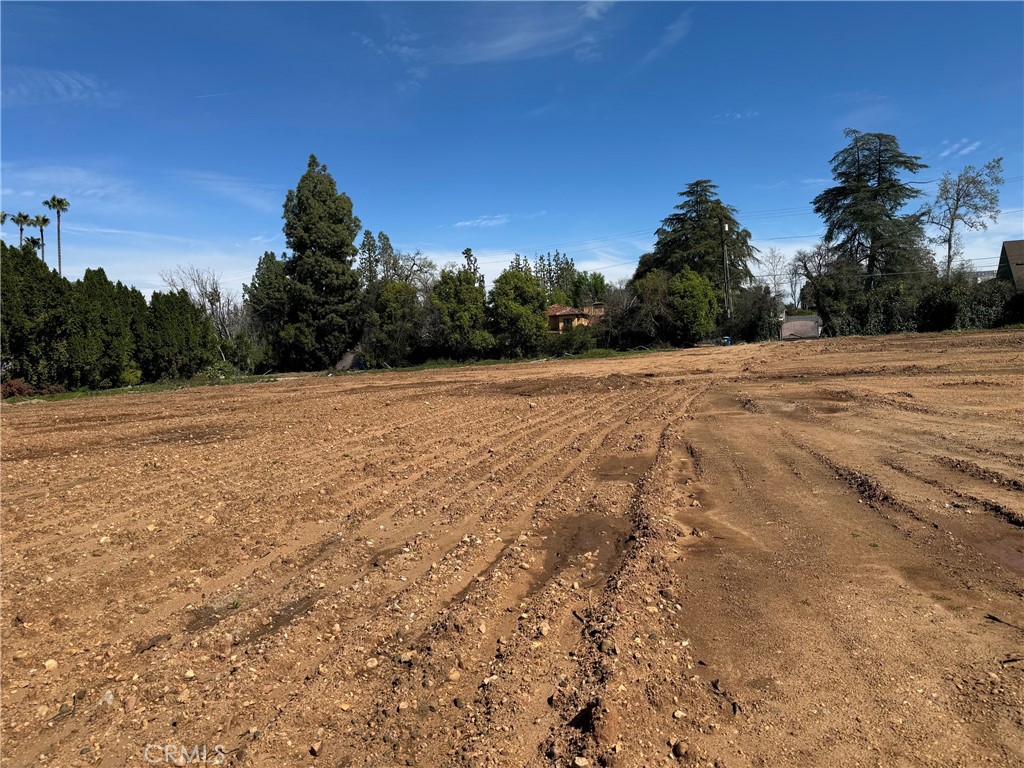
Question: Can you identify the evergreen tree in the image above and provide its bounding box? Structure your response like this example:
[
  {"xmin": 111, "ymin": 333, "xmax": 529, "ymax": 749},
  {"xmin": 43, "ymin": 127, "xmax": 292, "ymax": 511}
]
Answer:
[
  {"xmin": 812, "ymin": 129, "xmax": 929, "ymax": 288},
  {"xmin": 357, "ymin": 230, "xmax": 381, "ymax": 288},
  {"xmin": 68, "ymin": 268, "xmax": 135, "ymax": 388},
  {"xmin": 142, "ymin": 290, "xmax": 217, "ymax": 380},
  {"xmin": 279, "ymin": 154, "xmax": 363, "ymax": 369},
  {"xmin": 637, "ymin": 180, "xmax": 757, "ymax": 289},
  {"xmin": 243, "ymin": 251, "xmax": 289, "ymax": 369}
]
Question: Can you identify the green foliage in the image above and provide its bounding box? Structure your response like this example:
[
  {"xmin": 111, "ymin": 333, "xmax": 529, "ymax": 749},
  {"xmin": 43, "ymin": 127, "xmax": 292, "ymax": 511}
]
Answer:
[
  {"xmin": 243, "ymin": 251, "xmax": 289, "ymax": 368},
  {"xmin": 638, "ymin": 180, "xmax": 757, "ymax": 288},
  {"xmin": 617, "ymin": 268, "xmax": 718, "ymax": 347},
  {"xmin": 142, "ymin": 290, "xmax": 218, "ymax": 380},
  {"xmin": 283, "ymin": 155, "xmax": 361, "ymax": 260},
  {"xmin": 487, "ymin": 267, "xmax": 548, "ymax": 358},
  {"xmin": 277, "ymin": 156, "xmax": 363, "ymax": 370},
  {"xmin": 69, "ymin": 268, "xmax": 136, "ymax": 388},
  {"xmin": 812, "ymin": 129, "xmax": 928, "ymax": 285},
  {"xmin": 363, "ymin": 280, "xmax": 424, "ymax": 368},
  {"xmin": 667, "ymin": 268, "xmax": 719, "ymax": 345},
  {"xmin": 1, "ymin": 241, "xmax": 75, "ymax": 387},
  {"xmin": 547, "ymin": 325, "xmax": 597, "ymax": 356},
  {"xmin": 429, "ymin": 251, "xmax": 494, "ymax": 359},
  {"xmin": 918, "ymin": 275, "xmax": 1016, "ymax": 332},
  {"xmin": 925, "ymin": 158, "xmax": 1003, "ymax": 276},
  {"xmin": 1, "ymin": 240, "xmax": 219, "ymax": 394},
  {"xmin": 727, "ymin": 284, "xmax": 783, "ymax": 342}
]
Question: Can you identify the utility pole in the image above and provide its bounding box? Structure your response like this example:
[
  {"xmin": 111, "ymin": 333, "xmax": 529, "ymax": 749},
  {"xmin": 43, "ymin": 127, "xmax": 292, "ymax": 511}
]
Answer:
[{"xmin": 720, "ymin": 218, "xmax": 732, "ymax": 320}]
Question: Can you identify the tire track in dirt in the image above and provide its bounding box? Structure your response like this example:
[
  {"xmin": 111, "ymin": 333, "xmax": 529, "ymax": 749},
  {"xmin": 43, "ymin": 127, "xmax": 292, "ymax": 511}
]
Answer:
[
  {"xmin": 178, "ymin": 389, "xmax": 688, "ymax": 766},
  {"xmin": 4, "ymin": 387, "xmax": 675, "ymax": 765}
]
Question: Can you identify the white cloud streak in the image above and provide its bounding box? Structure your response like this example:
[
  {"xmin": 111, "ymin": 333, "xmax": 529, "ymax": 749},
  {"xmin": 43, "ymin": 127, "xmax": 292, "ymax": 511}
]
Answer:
[
  {"xmin": 2, "ymin": 66, "xmax": 119, "ymax": 107},
  {"xmin": 639, "ymin": 9, "xmax": 693, "ymax": 68},
  {"xmin": 939, "ymin": 138, "xmax": 981, "ymax": 158},
  {"xmin": 454, "ymin": 214, "xmax": 511, "ymax": 229},
  {"xmin": 174, "ymin": 171, "xmax": 280, "ymax": 215}
]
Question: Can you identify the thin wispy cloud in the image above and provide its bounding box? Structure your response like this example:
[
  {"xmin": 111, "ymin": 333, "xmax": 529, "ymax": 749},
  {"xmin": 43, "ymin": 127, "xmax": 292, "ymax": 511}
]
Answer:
[
  {"xmin": 192, "ymin": 90, "xmax": 247, "ymax": 100},
  {"xmin": 713, "ymin": 110, "xmax": 760, "ymax": 122},
  {"xmin": 361, "ymin": 4, "xmax": 614, "ymax": 90},
  {"xmin": 63, "ymin": 224, "xmax": 199, "ymax": 246},
  {"xmin": 444, "ymin": 4, "xmax": 614, "ymax": 65},
  {"xmin": 639, "ymin": 9, "xmax": 693, "ymax": 68},
  {"xmin": 938, "ymin": 138, "xmax": 983, "ymax": 158},
  {"xmin": 2, "ymin": 66, "xmax": 119, "ymax": 107},
  {"xmin": 455, "ymin": 214, "xmax": 511, "ymax": 229},
  {"xmin": 2, "ymin": 164, "xmax": 132, "ymax": 201},
  {"xmin": 174, "ymin": 171, "xmax": 280, "ymax": 215},
  {"xmin": 826, "ymin": 90, "xmax": 889, "ymax": 104}
]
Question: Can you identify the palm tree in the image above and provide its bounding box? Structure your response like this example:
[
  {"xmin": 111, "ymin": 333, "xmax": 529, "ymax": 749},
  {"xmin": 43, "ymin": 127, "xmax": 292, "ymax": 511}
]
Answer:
[
  {"xmin": 12, "ymin": 212, "xmax": 31, "ymax": 247},
  {"xmin": 33, "ymin": 214, "xmax": 50, "ymax": 262},
  {"xmin": 24, "ymin": 236, "xmax": 42, "ymax": 254},
  {"xmin": 43, "ymin": 196, "xmax": 69, "ymax": 277}
]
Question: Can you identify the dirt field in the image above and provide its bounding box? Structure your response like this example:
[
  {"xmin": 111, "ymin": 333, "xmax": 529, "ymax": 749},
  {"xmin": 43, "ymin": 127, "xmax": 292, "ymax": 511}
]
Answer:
[{"xmin": 2, "ymin": 330, "xmax": 1022, "ymax": 767}]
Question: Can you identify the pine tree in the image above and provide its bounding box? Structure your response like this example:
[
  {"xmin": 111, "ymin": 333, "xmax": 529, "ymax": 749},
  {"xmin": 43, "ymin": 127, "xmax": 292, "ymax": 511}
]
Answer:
[
  {"xmin": 279, "ymin": 154, "xmax": 363, "ymax": 370},
  {"xmin": 812, "ymin": 129, "xmax": 928, "ymax": 288}
]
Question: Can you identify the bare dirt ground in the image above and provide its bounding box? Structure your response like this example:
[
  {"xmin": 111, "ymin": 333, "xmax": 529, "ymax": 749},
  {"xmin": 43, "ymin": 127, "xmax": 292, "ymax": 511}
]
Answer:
[{"xmin": 2, "ymin": 330, "xmax": 1022, "ymax": 768}]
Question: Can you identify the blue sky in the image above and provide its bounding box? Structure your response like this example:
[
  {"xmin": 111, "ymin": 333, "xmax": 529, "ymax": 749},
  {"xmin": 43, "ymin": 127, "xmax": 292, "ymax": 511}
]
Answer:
[{"xmin": 2, "ymin": 1, "xmax": 1022, "ymax": 298}]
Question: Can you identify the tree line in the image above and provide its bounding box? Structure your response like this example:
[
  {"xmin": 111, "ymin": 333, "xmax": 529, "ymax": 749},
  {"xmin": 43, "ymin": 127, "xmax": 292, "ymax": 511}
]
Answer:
[{"xmin": 2, "ymin": 134, "xmax": 1020, "ymax": 395}]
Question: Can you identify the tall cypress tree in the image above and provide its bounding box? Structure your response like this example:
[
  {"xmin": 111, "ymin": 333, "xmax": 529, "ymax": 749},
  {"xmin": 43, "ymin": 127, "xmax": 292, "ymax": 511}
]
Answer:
[{"xmin": 279, "ymin": 154, "xmax": 362, "ymax": 370}]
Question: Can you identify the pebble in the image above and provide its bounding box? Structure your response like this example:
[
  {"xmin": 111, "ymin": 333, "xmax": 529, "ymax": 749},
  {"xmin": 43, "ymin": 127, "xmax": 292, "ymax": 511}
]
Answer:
[
  {"xmin": 538, "ymin": 622, "xmax": 550, "ymax": 637},
  {"xmin": 448, "ymin": 669, "xmax": 461, "ymax": 683},
  {"xmin": 598, "ymin": 639, "xmax": 617, "ymax": 655},
  {"xmin": 44, "ymin": 659, "xmax": 58, "ymax": 671},
  {"xmin": 574, "ymin": 758, "xmax": 590, "ymax": 767},
  {"xmin": 672, "ymin": 709, "xmax": 684, "ymax": 719},
  {"xmin": 309, "ymin": 741, "xmax": 322, "ymax": 756},
  {"xmin": 184, "ymin": 669, "xmax": 195, "ymax": 679},
  {"xmin": 672, "ymin": 741, "xmax": 689, "ymax": 759},
  {"xmin": 366, "ymin": 658, "xmax": 379, "ymax": 669}
]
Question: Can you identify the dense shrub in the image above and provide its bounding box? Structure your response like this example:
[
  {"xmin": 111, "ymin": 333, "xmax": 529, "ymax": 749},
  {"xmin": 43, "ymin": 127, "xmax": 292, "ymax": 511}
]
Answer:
[
  {"xmin": 547, "ymin": 325, "xmax": 597, "ymax": 356},
  {"xmin": 1, "ymin": 378, "xmax": 35, "ymax": 398}
]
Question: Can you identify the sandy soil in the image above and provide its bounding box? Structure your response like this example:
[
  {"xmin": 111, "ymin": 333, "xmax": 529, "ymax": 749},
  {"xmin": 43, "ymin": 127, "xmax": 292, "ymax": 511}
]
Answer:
[{"xmin": 2, "ymin": 330, "xmax": 1022, "ymax": 768}]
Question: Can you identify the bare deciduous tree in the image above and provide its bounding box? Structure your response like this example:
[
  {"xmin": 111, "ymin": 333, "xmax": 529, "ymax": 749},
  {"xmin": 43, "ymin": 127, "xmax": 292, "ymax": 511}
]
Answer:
[
  {"xmin": 161, "ymin": 264, "xmax": 246, "ymax": 357},
  {"xmin": 923, "ymin": 158, "xmax": 1003, "ymax": 277},
  {"xmin": 786, "ymin": 258, "xmax": 805, "ymax": 308},
  {"xmin": 760, "ymin": 247, "xmax": 788, "ymax": 301}
]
